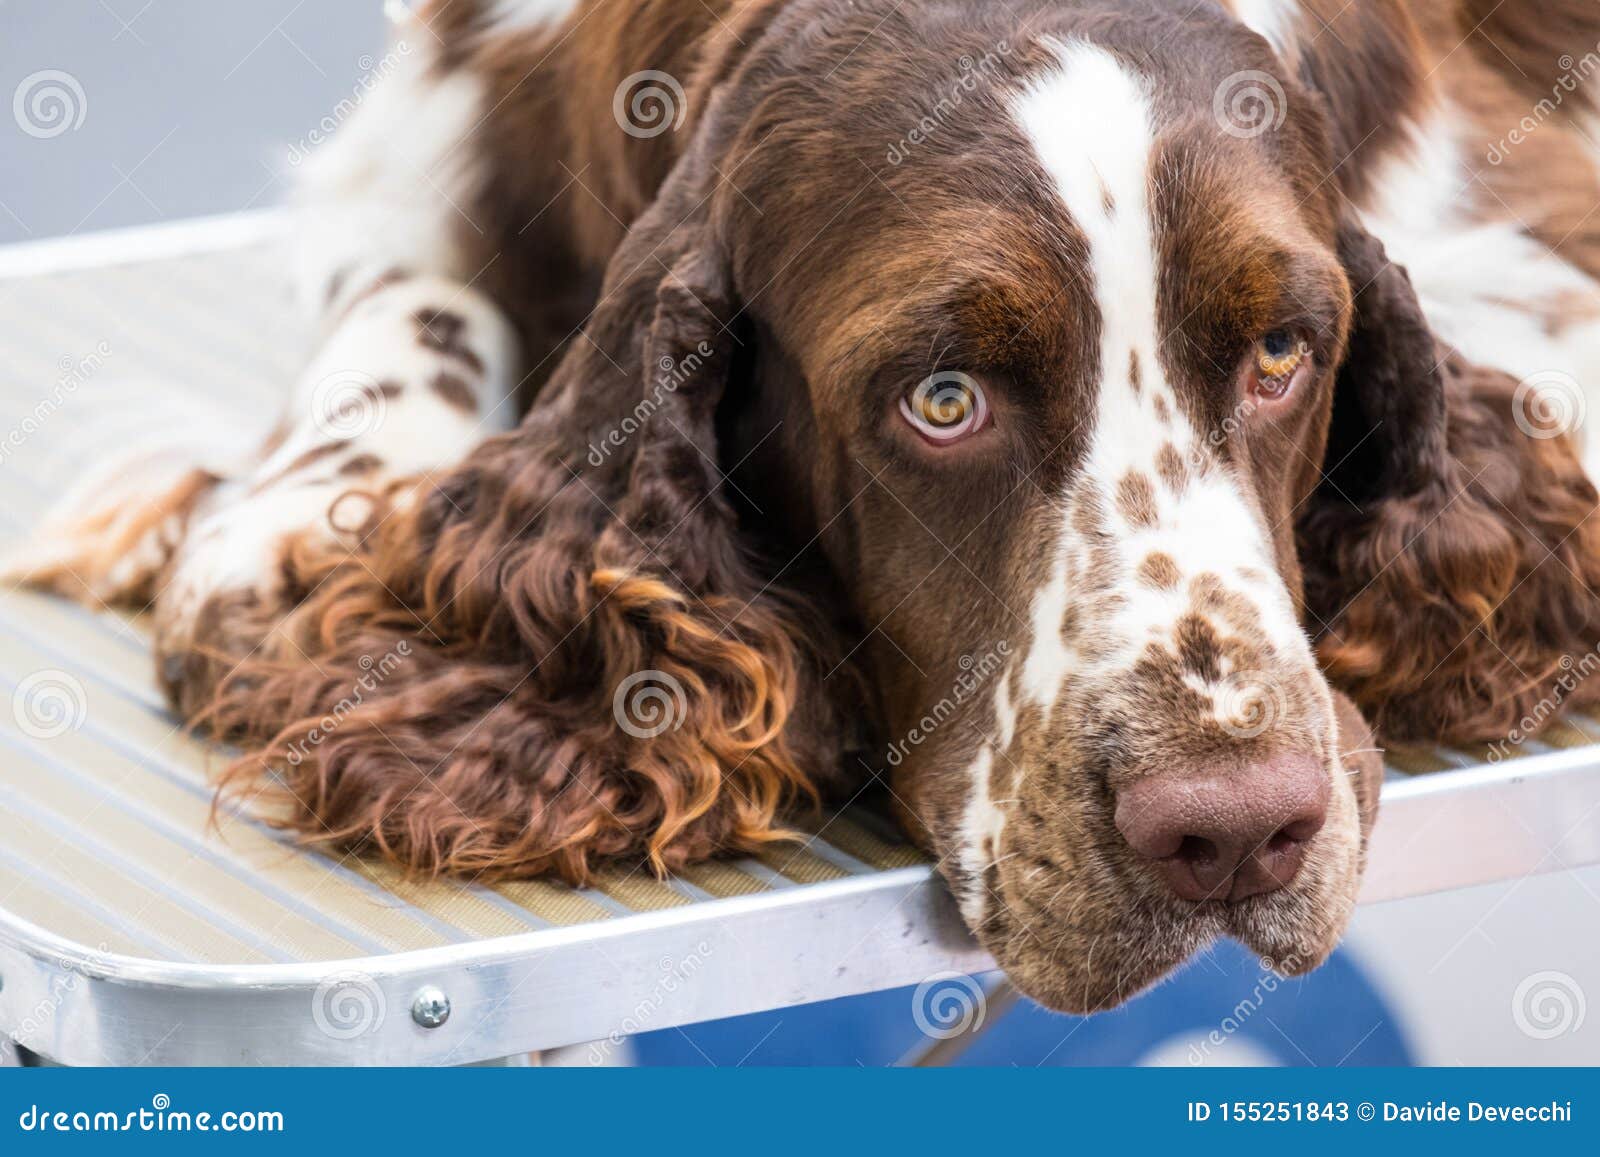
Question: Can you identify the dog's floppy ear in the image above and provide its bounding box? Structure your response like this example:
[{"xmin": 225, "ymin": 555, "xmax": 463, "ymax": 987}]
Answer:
[
  {"xmin": 1299, "ymin": 219, "xmax": 1600, "ymax": 742},
  {"xmin": 207, "ymin": 124, "xmax": 853, "ymax": 882}
]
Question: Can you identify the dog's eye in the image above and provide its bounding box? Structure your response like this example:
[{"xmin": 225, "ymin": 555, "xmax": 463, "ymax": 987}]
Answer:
[
  {"xmin": 900, "ymin": 371, "xmax": 990, "ymax": 444},
  {"xmin": 1246, "ymin": 329, "xmax": 1312, "ymax": 400}
]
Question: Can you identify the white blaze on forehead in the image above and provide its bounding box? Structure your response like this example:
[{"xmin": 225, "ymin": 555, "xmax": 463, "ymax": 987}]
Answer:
[
  {"xmin": 1014, "ymin": 41, "xmax": 1166, "ymax": 486},
  {"xmin": 1010, "ymin": 41, "xmax": 1314, "ymax": 714},
  {"xmin": 958, "ymin": 41, "xmax": 1328, "ymax": 924}
]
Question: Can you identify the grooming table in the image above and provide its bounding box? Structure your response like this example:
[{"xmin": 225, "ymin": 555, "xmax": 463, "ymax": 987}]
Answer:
[{"xmin": 1, "ymin": 215, "xmax": 1599, "ymax": 1066}]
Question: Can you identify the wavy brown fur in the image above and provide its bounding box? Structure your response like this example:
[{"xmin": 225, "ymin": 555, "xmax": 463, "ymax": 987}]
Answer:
[
  {"xmin": 1293, "ymin": 227, "xmax": 1600, "ymax": 742},
  {"xmin": 1303, "ymin": 354, "xmax": 1600, "ymax": 742},
  {"xmin": 192, "ymin": 514, "xmax": 829, "ymax": 883},
  {"xmin": 184, "ymin": 209, "xmax": 859, "ymax": 884}
]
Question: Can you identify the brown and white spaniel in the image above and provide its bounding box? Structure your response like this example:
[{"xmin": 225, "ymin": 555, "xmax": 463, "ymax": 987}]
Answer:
[{"xmin": 15, "ymin": 0, "xmax": 1600, "ymax": 1012}]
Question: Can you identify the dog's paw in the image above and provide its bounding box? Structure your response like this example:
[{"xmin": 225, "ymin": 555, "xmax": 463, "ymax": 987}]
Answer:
[{"xmin": 3, "ymin": 445, "xmax": 221, "ymax": 608}]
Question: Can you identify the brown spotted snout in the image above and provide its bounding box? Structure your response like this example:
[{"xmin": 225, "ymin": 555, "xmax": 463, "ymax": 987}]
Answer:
[{"xmin": 1113, "ymin": 756, "xmax": 1331, "ymax": 903}]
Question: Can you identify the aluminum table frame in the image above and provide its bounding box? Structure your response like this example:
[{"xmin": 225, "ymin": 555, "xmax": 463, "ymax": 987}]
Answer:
[{"xmin": 2, "ymin": 749, "xmax": 1596, "ymax": 1064}]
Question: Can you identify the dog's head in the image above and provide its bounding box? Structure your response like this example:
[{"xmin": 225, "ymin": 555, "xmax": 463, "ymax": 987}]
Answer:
[
  {"xmin": 531, "ymin": 0, "xmax": 1600, "ymax": 1009},
  {"xmin": 274, "ymin": 0, "xmax": 1598, "ymax": 1013},
  {"xmin": 639, "ymin": 0, "xmax": 1396, "ymax": 1009}
]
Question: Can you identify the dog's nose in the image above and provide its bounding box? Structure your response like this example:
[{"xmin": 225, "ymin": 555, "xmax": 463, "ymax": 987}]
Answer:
[{"xmin": 1113, "ymin": 757, "xmax": 1330, "ymax": 903}]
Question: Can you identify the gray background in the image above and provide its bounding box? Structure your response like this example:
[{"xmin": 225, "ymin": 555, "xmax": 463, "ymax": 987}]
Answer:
[{"xmin": 0, "ymin": 0, "xmax": 385, "ymax": 244}]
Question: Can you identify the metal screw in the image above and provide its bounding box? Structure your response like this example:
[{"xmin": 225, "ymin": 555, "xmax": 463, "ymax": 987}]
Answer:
[{"xmin": 410, "ymin": 985, "xmax": 450, "ymax": 1028}]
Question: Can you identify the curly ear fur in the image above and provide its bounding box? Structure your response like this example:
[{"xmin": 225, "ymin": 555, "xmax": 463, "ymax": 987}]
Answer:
[
  {"xmin": 196, "ymin": 167, "xmax": 857, "ymax": 883},
  {"xmin": 1300, "ymin": 223, "xmax": 1600, "ymax": 742}
]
